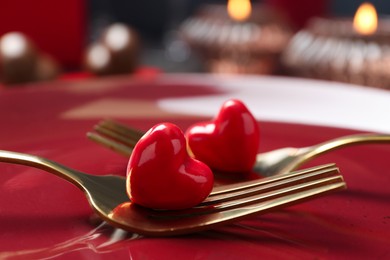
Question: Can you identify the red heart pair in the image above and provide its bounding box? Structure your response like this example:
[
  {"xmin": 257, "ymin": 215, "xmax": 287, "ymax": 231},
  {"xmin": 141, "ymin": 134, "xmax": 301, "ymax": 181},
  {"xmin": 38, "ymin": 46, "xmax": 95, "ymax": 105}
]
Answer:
[{"xmin": 127, "ymin": 99, "xmax": 259, "ymax": 210}]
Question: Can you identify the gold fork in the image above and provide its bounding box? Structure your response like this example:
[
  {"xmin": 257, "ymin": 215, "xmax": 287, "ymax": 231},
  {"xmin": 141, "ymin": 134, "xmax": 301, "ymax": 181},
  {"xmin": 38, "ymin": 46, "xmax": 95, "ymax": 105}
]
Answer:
[
  {"xmin": 87, "ymin": 119, "xmax": 390, "ymax": 176},
  {"xmin": 0, "ymin": 150, "xmax": 345, "ymax": 236}
]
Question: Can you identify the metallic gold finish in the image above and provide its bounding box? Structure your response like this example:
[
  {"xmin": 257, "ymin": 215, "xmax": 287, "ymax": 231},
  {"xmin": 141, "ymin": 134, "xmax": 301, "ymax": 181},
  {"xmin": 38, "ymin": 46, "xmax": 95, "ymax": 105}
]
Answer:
[
  {"xmin": 0, "ymin": 150, "xmax": 345, "ymax": 236},
  {"xmin": 88, "ymin": 119, "xmax": 390, "ymax": 176}
]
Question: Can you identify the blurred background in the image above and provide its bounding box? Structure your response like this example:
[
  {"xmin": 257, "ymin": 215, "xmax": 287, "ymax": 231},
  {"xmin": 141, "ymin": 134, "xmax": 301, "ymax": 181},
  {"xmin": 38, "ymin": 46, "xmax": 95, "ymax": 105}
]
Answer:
[{"xmin": 0, "ymin": 0, "xmax": 390, "ymax": 84}]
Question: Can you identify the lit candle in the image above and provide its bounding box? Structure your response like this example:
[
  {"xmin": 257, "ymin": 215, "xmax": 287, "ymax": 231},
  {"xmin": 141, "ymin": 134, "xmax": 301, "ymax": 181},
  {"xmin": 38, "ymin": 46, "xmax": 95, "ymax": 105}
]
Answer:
[
  {"xmin": 227, "ymin": 0, "xmax": 251, "ymax": 22},
  {"xmin": 353, "ymin": 2, "xmax": 378, "ymax": 35}
]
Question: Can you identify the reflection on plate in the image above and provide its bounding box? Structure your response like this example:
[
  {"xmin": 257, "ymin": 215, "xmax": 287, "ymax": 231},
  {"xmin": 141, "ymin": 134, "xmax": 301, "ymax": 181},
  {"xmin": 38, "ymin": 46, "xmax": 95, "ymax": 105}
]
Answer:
[{"xmin": 0, "ymin": 75, "xmax": 389, "ymax": 259}]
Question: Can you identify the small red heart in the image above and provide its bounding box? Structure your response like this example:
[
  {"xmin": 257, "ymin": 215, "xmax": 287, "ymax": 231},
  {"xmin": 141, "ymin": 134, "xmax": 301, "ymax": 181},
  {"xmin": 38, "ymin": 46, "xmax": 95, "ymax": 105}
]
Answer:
[
  {"xmin": 127, "ymin": 123, "xmax": 214, "ymax": 210},
  {"xmin": 186, "ymin": 99, "xmax": 260, "ymax": 173}
]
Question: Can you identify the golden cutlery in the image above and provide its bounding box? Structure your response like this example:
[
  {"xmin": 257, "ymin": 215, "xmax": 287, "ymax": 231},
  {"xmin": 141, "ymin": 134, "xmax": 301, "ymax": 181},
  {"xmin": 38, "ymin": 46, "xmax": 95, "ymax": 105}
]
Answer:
[{"xmin": 0, "ymin": 150, "xmax": 345, "ymax": 236}]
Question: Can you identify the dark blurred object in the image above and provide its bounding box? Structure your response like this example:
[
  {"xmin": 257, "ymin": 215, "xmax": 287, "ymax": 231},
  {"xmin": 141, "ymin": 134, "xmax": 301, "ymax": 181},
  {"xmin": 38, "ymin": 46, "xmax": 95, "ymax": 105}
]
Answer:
[
  {"xmin": 179, "ymin": 3, "xmax": 292, "ymax": 74},
  {"xmin": 330, "ymin": 0, "xmax": 390, "ymax": 17},
  {"xmin": 84, "ymin": 23, "xmax": 140, "ymax": 76},
  {"xmin": 0, "ymin": 0, "xmax": 85, "ymax": 69},
  {"xmin": 89, "ymin": 0, "xmax": 169, "ymax": 43},
  {"xmin": 0, "ymin": 32, "xmax": 60, "ymax": 85},
  {"xmin": 264, "ymin": 0, "xmax": 329, "ymax": 29}
]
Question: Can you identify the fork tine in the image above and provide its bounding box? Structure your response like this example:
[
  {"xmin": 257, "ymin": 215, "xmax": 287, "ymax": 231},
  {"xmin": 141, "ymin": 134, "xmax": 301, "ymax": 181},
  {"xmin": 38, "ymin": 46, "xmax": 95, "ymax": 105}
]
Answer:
[
  {"xmin": 94, "ymin": 120, "xmax": 144, "ymax": 144},
  {"xmin": 206, "ymin": 175, "xmax": 344, "ymax": 212},
  {"xmin": 93, "ymin": 125, "xmax": 139, "ymax": 146},
  {"xmin": 210, "ymin": 163, "xmax": 336, "ymax": 195},
  {"xmin": 152, "ymin": 174, "xmax": 345, "ymax": 218},
  {"xmin": 202, "ymin": 164, "xmax": 340, "ymax": 205},
  {"xmin": 97, "ymin": 119, "xmax": 144, "ymax": 140},
  {"xmin": 87, "ymin": 132, "xmax": 133, "ymax": 157},
  {"xmin": 87, "ymin": 120, "xmax": 144, "ymax": 156}
]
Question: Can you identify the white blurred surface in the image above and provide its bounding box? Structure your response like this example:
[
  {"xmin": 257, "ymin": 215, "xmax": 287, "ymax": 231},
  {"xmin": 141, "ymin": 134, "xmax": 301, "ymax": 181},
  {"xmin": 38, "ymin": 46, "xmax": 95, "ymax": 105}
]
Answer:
[{"xmin": 157, "ymin": 75, "xmax": 390, "ymax": 133}]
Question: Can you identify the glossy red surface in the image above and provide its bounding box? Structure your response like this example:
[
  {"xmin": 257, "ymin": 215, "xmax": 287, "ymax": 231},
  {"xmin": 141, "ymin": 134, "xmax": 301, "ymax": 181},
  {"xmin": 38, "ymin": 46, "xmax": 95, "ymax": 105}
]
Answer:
[
  {"xmin": 0, "ymin": 75, "xmax": 389, "ymax": 259},
  {"xmin": 186, "ymin": 99, "xmax": 260, "ymax": 173},
  {"xmin": 127, "ymin": 123, "xmax": 214, "ymax": 210}
]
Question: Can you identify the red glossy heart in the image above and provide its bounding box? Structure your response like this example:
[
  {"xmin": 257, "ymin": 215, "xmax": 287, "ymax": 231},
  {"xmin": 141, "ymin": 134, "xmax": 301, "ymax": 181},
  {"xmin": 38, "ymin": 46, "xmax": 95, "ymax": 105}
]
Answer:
[
  {"xmin": 186, "ymin": 99, "xmax": 260, "ymax": 173},
  {"xmin": 127, "ymin": 122, "xmax": 214, "ymax": 210}
]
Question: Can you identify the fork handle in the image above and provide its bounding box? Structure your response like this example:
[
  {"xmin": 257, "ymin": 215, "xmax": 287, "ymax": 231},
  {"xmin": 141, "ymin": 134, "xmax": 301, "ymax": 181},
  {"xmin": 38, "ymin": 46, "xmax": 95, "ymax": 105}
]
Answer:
[
  {"xmin": 297, "ymin": 133, "xmax": 390, "ymax": 168},
  {"xmin": 309, "ymin": 133, "xmax": 390, "ymax": 155},
  {"xmin": 0, "ymin": 150, "xmax": 88, "ymax": 189}
]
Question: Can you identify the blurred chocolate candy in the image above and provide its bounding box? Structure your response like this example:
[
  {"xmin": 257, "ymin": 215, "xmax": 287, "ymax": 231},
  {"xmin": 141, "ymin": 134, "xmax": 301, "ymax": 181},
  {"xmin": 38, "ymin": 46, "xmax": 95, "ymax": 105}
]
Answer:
[
  {"xmin": 84, "ymin": 23, "xmax": 140, "ymax": 76},
  {"xmin": 102, "ymin": 23, "xmax": 139, "ymax": 74},
  {"xmin": 0, "ymin": 32, "xmax": 60, "ymax": 85},
  {"xmin": 0, "ymin": 32, "xmax": 38, "ymax": 84}
]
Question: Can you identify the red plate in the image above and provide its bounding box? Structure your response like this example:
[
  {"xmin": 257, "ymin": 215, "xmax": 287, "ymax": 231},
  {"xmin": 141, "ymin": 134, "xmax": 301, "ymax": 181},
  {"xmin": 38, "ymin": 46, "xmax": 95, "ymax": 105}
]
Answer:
[{"xmin": 0, "ymin": 75, "xmax": 389, "ymax": 259}]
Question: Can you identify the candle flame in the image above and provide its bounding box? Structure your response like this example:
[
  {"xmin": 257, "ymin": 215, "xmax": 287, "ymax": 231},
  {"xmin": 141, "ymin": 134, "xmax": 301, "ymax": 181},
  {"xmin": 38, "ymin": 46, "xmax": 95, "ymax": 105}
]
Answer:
[
  {"xmin": 353, "ymin": 2, "xmax": 378, "ymax": 35},
  {"xmin": 227, "ymin": 0, "xmax": 252, "ymax": 22}
]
